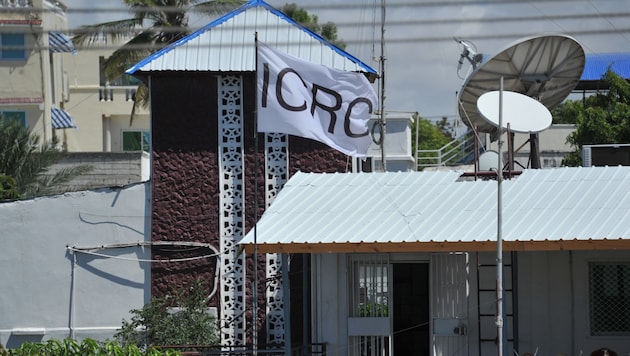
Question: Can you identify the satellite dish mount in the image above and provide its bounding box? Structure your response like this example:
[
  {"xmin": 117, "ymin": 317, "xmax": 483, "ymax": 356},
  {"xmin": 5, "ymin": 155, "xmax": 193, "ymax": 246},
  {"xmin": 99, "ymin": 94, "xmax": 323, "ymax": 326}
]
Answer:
[{"xmin": 455, "ymin": 38, "xmax": 483, "ymax": 72}]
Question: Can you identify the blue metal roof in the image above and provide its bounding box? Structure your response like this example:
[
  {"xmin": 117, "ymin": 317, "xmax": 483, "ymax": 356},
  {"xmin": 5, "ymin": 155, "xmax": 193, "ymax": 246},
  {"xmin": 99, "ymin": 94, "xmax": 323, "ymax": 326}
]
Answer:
[
  {"xmin": 581, "ymin": 52, "xmax": 630, "ymax": 81},
  {"xmin": 126, "ymin": 0, "xmax": 377, "ymax": 75}
]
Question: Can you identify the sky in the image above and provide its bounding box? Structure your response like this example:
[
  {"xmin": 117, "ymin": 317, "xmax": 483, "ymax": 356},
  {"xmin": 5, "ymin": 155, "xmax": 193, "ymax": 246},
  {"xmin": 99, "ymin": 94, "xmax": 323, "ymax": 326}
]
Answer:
[{"xmin": 63, "ymin": 0, "xmax": 630, "ymax": 126}]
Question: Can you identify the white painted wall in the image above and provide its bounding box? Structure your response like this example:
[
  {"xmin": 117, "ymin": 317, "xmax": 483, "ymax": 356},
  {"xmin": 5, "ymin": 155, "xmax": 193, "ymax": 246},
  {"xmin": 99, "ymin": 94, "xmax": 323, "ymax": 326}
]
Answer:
[
  {"xmin": 517, "ymin": 250, "xmax": 630, "ymax": 356},
  {"xmin": 0, "ymin": 183, "xmax": 151, "ymax": 348},
  {"xmin": 311, "ymin": 254, "xmax": 348, "ymax": 354},
  {"xmin": 62, "ymin": 47, "xmax": 150, "ymax": 152},
  {"xmin": 311, "ymin": 250, "xmax": 630, "ymax": 356}
]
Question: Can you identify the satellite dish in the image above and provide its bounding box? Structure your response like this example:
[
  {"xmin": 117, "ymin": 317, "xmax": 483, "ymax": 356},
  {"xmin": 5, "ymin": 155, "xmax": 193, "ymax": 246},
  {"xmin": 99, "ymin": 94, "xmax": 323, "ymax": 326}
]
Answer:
[
  {"xmin": 477, "ymin": 91, "xmax": 552, "ymax": 133},
  {"xmin": 458, "ymin": 34, "xmax": 585, "ymax": 134},
  {"xmin": 479, "ymin": 150, "xmax": 499, "ymax": 171}
]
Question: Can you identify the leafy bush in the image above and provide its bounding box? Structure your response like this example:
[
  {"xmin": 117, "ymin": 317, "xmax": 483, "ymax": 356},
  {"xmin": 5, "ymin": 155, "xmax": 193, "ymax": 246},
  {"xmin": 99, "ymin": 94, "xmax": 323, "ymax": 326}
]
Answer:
[
  {"xmin": 0, "ymin": 174, "xmax": 20, "ymax": 200},
  {"xmin": 0, "ymin": 118, "xmax": 91, "ymax": 198},
  {"xmin": 115, "ymin": 278, "xmax": 219, "ymax": 349},
  {"xmin": 1, "ymin": 338, "xmax": 179, "ymax": 355}
]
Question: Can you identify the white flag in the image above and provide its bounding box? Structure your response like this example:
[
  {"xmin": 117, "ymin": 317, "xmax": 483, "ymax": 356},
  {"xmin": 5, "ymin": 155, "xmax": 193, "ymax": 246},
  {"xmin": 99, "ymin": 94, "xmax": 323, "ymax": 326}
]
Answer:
[{"xmin": 257, "ymin": 42, "xmax": 377, "ymax": 157}]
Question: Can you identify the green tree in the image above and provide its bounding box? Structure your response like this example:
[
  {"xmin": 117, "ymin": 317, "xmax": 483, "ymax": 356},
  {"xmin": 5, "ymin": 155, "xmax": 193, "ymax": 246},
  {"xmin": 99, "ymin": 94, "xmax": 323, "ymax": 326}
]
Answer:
[
  {"xmin": 115, "ymin": 278, "xmax": 219, "ymax": 349},
  {"xmin": 435, "ymin": 116, "xmax": 455, "ymax": 139},
  {"xmin": 72, "ymin": 0, "xmax": 246, "ymax": 122},
  {"xmin": 413, "ymin": 114, "xmax": 451, "ymax": 151},
  {"xmin": 281, "ymin": 3, "xmax": 346, "ymax": 49},
  {"xmin": 0, "ymin": 118, "xmax": 91, "ymax": 199},
  {"xmin": 412, "ymin": 114, "xmax": 452, "ymax": 169},
  {"xmin": 553, "ymin": 70, "xmax": 630, "ymax": 166}
]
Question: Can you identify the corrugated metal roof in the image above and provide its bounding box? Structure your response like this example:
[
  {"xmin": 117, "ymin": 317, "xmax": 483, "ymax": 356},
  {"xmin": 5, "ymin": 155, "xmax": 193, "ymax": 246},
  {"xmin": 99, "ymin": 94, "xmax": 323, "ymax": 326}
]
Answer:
[
  {"xmin": 581, "ymin": 52, "xmax": 630, "ymax": 81},
  {"xmin": 126, "ymin": 0, "xmax": 376, "ymax": 75},
  {"xmin": 240, "ymin": 166, "xmax": 630, "ymax": 252}
]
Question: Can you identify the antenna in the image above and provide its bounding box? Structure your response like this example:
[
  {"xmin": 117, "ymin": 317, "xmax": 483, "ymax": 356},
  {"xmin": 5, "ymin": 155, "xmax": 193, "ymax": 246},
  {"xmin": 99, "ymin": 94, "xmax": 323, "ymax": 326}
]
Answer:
[{"xmin": 454, "ymin": 37, "xmax": 483, "ymax": 71}]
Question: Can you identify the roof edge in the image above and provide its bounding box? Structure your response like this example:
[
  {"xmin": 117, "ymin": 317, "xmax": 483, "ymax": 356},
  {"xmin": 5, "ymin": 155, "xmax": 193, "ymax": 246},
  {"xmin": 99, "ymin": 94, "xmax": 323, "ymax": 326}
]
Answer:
[
  {"xmin": 240, "ymin": 239, "xmax": 630, "ymax": 254},
  {"xmin": 126, "ymin": 0, "xmax": 377, "ymax": 75}
]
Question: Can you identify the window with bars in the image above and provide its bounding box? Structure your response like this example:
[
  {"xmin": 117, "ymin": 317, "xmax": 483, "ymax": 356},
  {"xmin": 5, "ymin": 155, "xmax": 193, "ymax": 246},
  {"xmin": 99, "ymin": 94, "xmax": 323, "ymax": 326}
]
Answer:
[
  {"xmin": 349, "ymin": 254, "xmax": 389, "ymax": 318},
  {"xmin": 589, "ymin": 262, "xmax": 630, "ymax": 336},
  {"xmin": 348, "ymin": 254, "xmax": 391, "ymax": 356}
]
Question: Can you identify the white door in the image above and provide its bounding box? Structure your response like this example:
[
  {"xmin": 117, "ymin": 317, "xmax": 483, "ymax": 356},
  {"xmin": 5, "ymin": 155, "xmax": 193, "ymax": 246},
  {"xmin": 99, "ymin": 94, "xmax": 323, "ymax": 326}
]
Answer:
[{"xmin": 431, "ymin": 253, "xmax": 469, "ymax": 356}]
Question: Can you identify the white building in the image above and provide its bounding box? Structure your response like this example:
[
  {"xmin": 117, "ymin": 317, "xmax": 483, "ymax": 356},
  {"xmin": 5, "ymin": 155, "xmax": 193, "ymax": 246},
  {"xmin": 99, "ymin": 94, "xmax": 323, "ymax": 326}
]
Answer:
[
  {"xmin": 61, "ymin": 40, "xmax": 150, "ymax": 152},
  {"xmin": 0, "ymin": 0, "xmax": 74, "ymax": 144},
  {"xmin": 0, "ymin": 0, "xmax": 150, "ymax": 153}
]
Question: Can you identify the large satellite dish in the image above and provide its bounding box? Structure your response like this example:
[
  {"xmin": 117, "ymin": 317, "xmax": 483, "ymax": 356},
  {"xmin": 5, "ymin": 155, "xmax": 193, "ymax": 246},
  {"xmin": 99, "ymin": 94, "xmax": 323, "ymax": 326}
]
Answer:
[{"xmin": 458, "ymin": 34, "xmax": 585, "ymax": 134}]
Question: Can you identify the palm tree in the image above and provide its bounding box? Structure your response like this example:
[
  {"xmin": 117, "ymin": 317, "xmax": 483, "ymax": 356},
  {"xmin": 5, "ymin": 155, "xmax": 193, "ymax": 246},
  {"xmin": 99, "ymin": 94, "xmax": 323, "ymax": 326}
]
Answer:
[
  {"xmin": 0, "ymin": 118, "xmax": 91, "ymax": 199},
  {"xmin": 72, "ymin": 0, "xmax": 246, "ymax": 123}
]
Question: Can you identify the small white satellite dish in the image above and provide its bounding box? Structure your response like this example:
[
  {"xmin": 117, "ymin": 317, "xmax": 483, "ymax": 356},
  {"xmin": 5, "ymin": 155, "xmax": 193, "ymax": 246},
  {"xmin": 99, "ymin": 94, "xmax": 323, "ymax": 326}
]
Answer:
[
  {"xmin": 477, "ymin": 91, "xmax": 552, "ymax": 133},
  {"xmin": 478, "ymin": 150, "xmax": 499, "ymax": 171}
]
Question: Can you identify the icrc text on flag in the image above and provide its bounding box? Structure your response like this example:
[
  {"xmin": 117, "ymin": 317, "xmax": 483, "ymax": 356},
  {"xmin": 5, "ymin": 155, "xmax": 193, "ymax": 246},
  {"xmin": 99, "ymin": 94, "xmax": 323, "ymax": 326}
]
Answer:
[{"xmin": 257, "ymin": 42, "xmax": 378, "ymax": 157}]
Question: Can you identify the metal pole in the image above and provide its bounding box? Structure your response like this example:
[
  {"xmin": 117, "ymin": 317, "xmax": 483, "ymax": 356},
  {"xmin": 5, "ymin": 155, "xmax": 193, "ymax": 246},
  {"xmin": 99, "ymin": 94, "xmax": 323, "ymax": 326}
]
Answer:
[
  {"xmin": 302, "ymin": 255, "xmax": 309, "ymax": 355},
  {"xmin": 253, "ymin": 33, "xmax": 260, "ymax": 356},
  {"xmin": 282, "ymin": 254, "xmax": 292, "ymax": 356},
  {"xmin": 379, "ymin": 0, "xmax": 387, "ymax": 171},
  {"xmin": 496, "ymin": 77, "xmax": 504, "ymax": 356}
]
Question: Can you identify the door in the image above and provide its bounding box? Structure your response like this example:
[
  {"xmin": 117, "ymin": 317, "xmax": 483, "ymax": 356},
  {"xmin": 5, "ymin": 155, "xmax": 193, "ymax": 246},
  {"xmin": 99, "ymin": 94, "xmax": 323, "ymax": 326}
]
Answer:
[
  {"xmin": 393, "ymin": 263, "xmax": 430, "ymax": 355},
  {"xmin": 431, "ymin": 253, "xmax": 469, "ymax": 356}
]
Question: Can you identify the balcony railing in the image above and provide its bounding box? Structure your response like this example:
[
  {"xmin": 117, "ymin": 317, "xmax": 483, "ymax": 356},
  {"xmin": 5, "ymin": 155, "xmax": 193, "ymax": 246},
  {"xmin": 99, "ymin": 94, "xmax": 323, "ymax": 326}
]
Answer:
[
  {"xmin": 0, "ymin": 0, "xmax": 32, "ymax": 8},
  {"xmin": 99, "ymin": 86, "xmax": 137, "ymax": 102},
  {"xmin": 416, "ymin": 130, "xmax": 478, "ymax": 170}
]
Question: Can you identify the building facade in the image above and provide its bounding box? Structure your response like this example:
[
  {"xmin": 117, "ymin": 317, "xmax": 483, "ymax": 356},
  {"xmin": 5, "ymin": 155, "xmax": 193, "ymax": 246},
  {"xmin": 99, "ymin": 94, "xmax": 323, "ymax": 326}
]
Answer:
[{"xmin": 0, "ymin": 0, "xmax": 74, "ymax": 143}]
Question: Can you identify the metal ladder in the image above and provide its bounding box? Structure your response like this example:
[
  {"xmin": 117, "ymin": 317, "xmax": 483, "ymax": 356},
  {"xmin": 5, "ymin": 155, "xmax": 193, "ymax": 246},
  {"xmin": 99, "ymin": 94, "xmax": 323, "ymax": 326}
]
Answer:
[{"xmin": 476, "ymin": 251, "xmax": 518, "ymax": 355}]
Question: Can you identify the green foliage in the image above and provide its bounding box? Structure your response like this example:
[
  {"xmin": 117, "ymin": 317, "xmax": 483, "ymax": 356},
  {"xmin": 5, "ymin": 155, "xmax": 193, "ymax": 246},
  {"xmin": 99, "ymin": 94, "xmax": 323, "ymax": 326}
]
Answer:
[
  {"xmin": 115, "ymin": 279, "xmax": 219, "ymax": 349},
  {"xmin": 551, "ymin": 99, "xmax": 583, "ymax": 125},
  {"xmin": 359, "ymin": 303, "xmax": 389, "ymax": 317},
  {"xmin": 281, "ymin": 3, "xmax": 346, "ymax": 49},
  {"xmin": 435, "ymin": 116, "xmax": 456, "ymax": 139},
  {"xmin": 2, "ymin": 338, "xmax": 179, "ymax": 356},
  {"xmin": 73, "ymin": 0, "xmax": 245, "ymax": 123},
  {"xmin": 0, "ymin": 118, "xmax": 91, "ymax": 198},
  {"xmin": 553, "ymin": 70, "xmax": 630, "ymax": 166},
  {"xmin": 0, "ymin": 173, "xmax": 20, "ymax": 200},
  {"xmin": 413, "ymin": 114, "xmax": 451, "ymax": 150}
]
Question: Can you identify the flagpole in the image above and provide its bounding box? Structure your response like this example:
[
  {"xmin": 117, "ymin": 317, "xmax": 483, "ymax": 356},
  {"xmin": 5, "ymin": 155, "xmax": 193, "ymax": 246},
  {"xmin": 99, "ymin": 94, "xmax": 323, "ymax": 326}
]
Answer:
[
  {"xmin": 379, "ymin": 0, "xmax": 387, "ymax": 171},
  {"xmin": 253, "ymin": 32, "xmax": 260, "ymax": 356}
]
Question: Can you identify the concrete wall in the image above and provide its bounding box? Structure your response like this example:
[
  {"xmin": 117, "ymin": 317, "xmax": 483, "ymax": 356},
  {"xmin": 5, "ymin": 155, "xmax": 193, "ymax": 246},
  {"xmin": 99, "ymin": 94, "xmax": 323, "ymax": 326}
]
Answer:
[
  {"xmin": 0, "ymin": 182, "xmax": 151, "ymax": 348},
  {"xmin": 45, "ymin": 151, "xmax": 150, "ymax": 193}
]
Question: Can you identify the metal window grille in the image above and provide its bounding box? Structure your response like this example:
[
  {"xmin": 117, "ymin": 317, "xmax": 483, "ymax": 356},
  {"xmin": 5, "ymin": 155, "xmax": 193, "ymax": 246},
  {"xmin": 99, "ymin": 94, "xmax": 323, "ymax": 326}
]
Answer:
[
  {"xmin": 589, "ymin": 262, "xmax": 630, "ymax": 336},
  {"xmin": 349, "ymin": 336, "xmax": 390, "ymax": 356},
  {"xmin": 349, "ymin": 254, "xmax": 389, "ymax": 318},
  {"xmin": 348, "ymin": 255, "xmax": 390, "ymax": 356}
]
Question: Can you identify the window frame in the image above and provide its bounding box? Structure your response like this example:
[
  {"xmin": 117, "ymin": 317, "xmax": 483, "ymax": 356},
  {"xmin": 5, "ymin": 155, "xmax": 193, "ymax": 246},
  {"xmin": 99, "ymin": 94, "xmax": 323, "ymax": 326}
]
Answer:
[
  {"xmin": 122, "ymin": 130, "xmax": 151, "ymax": 152},
  {"xmin": 588, "ymin": 261, "xmax": 630, "ymax": 336},
  {"xmin": 0, "ymin": 33, "xmax": 27, "ymax": 61},
  {"xmin": 0, "ymin": 110, "xmax": 27, "ymax": 127}
]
